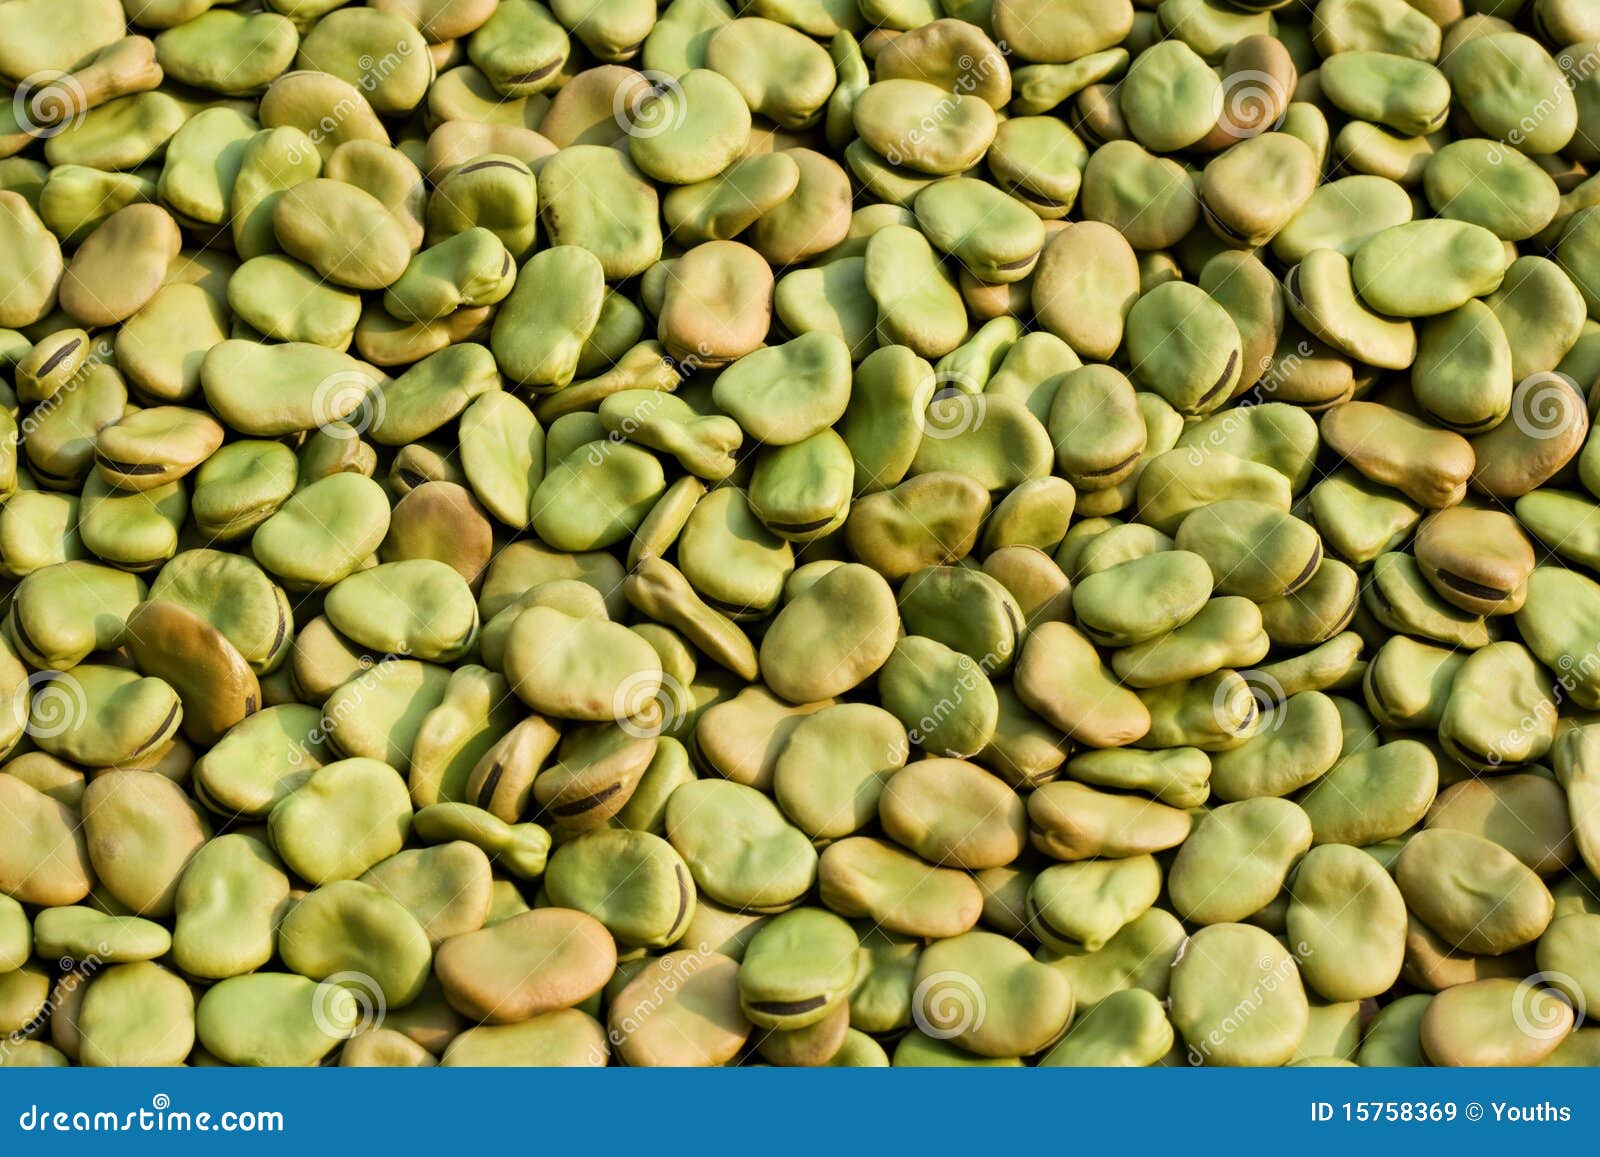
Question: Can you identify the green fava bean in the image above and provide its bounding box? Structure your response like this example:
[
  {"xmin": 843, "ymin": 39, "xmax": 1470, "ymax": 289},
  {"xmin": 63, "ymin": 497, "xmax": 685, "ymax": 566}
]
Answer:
[
  {"xmin": 1426, "ymin": 138, "xmax": 1560, "ymax": 241},
  {"xmin": 911, "ymin": 931, "xmax": 1072, "ymax": 1058},
  {"xmin": 1170, "ymin": 922, "xmax": 1310, "ymax": 1067},
  {"xmin": 0, "ymin": 194, "xmax": 62, "ymax": 328},
  {"xmin": 627, "ymin": 69, "xmax": 750, "ymax": 185},
  {"xmin": 172, "ymin": 833, "xmax": 291, "ymax": 979},
  {"xmin": 1032, "ymin": 223, "xmax": 1138, "ymax": 362},
  {"xmin": 599, "ymin": 389, "xmax": 741, "ymax": 481},
  {"xmin": 1119, "ymin": 38, "xmax": 1223, "ymax": 153},
  {"xmin": 1081, "ymin": 140, "xmax": 1198, "ymax": 251},
  {"xmin": 705, "ymin": 18, "xmax": 835, "ymax": 129},
  {"xmin": 846, "ymin": 471, "xmax": 991, "ymax": 582},
  {"xmin": 434, "ymin": 906, "xmax": 614, "ymax": 1023},
  {"xmin": 44, "ymin": 91, "xmax": 185, "ymax": 171},
  {"xmin": 738, "ymin": 907, "xmax": 858, "ymax": 1029},
  {"xmin": 33, "ymin": 906, "xmax": 170, "ymax": 964},
  {"xmin": 273, "ymin": 179, "xmax": 410, "ymax": 290},
  {"xmin": 1444, "ymin": 32, "xmax": 1576, "ymax": 156},
  {"xmin": 1201, "ymin": 133, "xmax": 1319, "ymax": 249},
  {"xmin": 1285, "ymin": 249, "xmax": 1417, "ymax": 370},
  {"xmin": 458, "ymin": 391, "xmax": 545, "ymax": 529},
  {"xmin": 441, "ymin": 1008, "xmax": 608, "ymax": 1066},
  {"xmin": 384, "ymin": 229, "xmax": 514, "ymax": 324},
  {"xmin": 467, "ymin": 0, "xmax": 571, "ymax": 95},
  {"xmin": 1298, "ymin": 739, "xmax": 1437, "ymax": 846},
  {"xmin": 538, "ymin": 146, "xmax": 661, "ymax": 278},
  {"xmin": 363, "ymin": 842, "xmax": 493, "ymax": 947},
  {"xmin": 148, "ymin": 549, "xmax": 293, "ymax": 676},
  {"xmin": 759, "ymin": 562, "xmax": 897, "ymax": 702},
  {"xmin": 1027, "ymin": 780, "xmax": 1192, "ymax": 860},
  {"xmin": 34, "ymin": 667, "xmax": 182, "ymax": 770},
  {"xmin": 268, "ymin": 757, "xmax": 412, "ymax": 884},
  {"xmin": 227, "ymin": 256, "xmax": 360, "ymax": 349},
  {"xmin": 324, "ymin": 560, "xmax": 478, "ymax": 663},
  {"xmin": 278, "ymin": 880, "xmax": 432, "ymax": 1007},
  {"xmin": 1437, "ymin": 641, "xmax": 1556, "ymax": 770},
  {"xmin": 531, "ymin": 439, "xmax": 665, "ymax": 551},
  {"xmin": 1287, "ymin": 843, "xmax": 1406, "ymax": 1001},
  {"xmin": 898, "ymin": 566, "xmax": 1023, "ymax": 672},
  {"xmin": 201, "ymin": 340, "xmax": 383, "ymax": 437},
  {"xmin": 1039, "ymin": 988, "xmax": 1173, "ymax": 1067},
  {"xmin": 1516, "ymin": 567, "xmax": 1600, "ymax": 709},
  {"xmin": 1411, "ymin": 302, "xmax": 1513, "ymax": 433},
  {"xmin": 1427, "ymin": 773, "xmax": 1573, "ymax": 876},
  {"xmin": 1027, "ymin": 856, "xmax": 1160, "ymax": 951},
  {"xmin": 1127, "ymin": 282, "xmax": 1242, "ymax": 416},
  {"xmin": 492, "ymin": 245, "xmax": 604, "ymax": 390},
  {"xmin": 196, "ymin": 973, "xmax": 359, "ymax": 1067},
  {"xmin": 1039, "ymin": 907, "xmax": 1184, "ymax": 1008},
  {"xmin": 913, "ymin": 177, "xmax": 1044, "ymax": 282},
  {"xmin": 77, "ymin": 961, "xmax": 193, "ymax": 1067},
  {"xmin": 1014, "ymin": 622, "xmax": 1150, "ymax": 749},
  {"xmin": 503, "ymin": 604, "xmax": 660, "ymax": 722},
  {"xmin": 81, "ymin": 768, "xmax": 205, "ymax": 916},
  {"xmin": 1320, "ymin": 51, "xmax": 1450, "ymax": 137},
  {"xmin": 1074, "ymin": 551, "xmax": 1213, "ymax": 648},
  {"xmin": 7, "ymin": 560, "xmax": 144, "ymax": 669},
  {"xmin": 771, "ymin": 703, "xmax": 907, "ymax": 840},
  {"xmin": 1420, "ymin": 977, "xmax": 1572, "ymax": 1067},
  {"xmin": 877, "ymin": 755, "xmax": 1023, "ymax": 869},
  {"xmin": 543, "ymin": 829, "xmax": 695, "ymax": 948},
  {"xmin": 862, "ymin": 225, "xmax": 968, "ymax": 359},
  {"xmin": 155, "ymin": 11, "xmax": 297, "ymax": 97},
  {"xmin": 0, "ymin": 895, "xmax": 29, "ymax": 972},
  {"xmin": 1209, "ymin": 691, "xmax": 1343, "ymax": 801},
  {"xmin": 819, "ymin": 836, "xmax": 981, "ymax": 939},
  {"xmin": 296, "ymin": 9, "xmax": 429, "ymax": 113},
  {"xmin": 667, "ymin": 778, "xmax": 816, "ymax": 910},
  {"xmin": 1168, "ymin": 798, "xmax": 1312, "ymax": 925},
  {"xmin": 712, "ymin": 333, "xmax": 851, "ymax": 446},
  {"xmin": 411, "ymin": 802, "xmax": 550, "ymax": 879},
  {"xmin": 838, "ymin": 344, "xmax": 936, "ymax": 492},
  {"xmin": 1351, "ymin": 220, "xmax": 1508, "ymax": 318},
  {"xmin": 1175, "ymin": 500, "xmax": 1321, "ymax": 601}
]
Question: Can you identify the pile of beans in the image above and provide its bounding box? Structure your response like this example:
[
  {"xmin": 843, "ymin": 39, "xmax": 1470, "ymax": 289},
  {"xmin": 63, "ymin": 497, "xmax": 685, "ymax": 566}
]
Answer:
[{"xmin": 0, "ymin": 0, "xmax": 1598, "ymax": 1068}]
